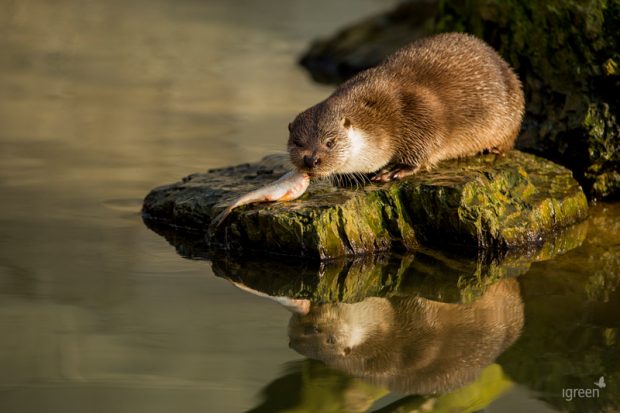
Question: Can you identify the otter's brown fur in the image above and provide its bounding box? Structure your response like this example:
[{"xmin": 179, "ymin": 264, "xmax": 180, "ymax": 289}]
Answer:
[{"xmin": 288, "ymin": 32, "xmax": 525, "ymax": 181}]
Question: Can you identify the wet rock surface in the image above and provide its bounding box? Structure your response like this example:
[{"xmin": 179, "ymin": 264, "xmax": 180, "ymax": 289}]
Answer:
[
  {"xmin": 142, "ymin": 150, "xmax": 588, "ymax": 260},
  {"xmin": 207, "ymin": 220, "xmax": 587, "ymax": 304}
]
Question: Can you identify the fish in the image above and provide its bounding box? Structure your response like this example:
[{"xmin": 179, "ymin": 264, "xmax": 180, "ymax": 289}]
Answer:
[
  {"xmin": 229, "ymin": 280, "xmax": 311, "ymax": 314},
  {"xmin": 209, "ymin": 170, "xmax": 310, "ymax": 232}
]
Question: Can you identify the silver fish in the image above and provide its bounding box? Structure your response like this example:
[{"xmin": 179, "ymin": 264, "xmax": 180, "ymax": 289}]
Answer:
[{"xmin": 209, "ymin": 170, "xmax": 310, "ymax": 231}]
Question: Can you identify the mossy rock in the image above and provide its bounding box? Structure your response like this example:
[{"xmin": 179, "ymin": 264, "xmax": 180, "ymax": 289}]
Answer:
[
  {"xmin": 144, "ymin": 207, "xmax": 587, "ymax": 304},
  {"xmin": 209, "ymin": 221, "xmax": 587, "ymax": 305},
  {"xmin": 299, "ymin": 0, "xmax": 620, "ymax": 200},
  {"xmin": 142, "ymin": 150, "xmax": 587, "ymax": 260}
]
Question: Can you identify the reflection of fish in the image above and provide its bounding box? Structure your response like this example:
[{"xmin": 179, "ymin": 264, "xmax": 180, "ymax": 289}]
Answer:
[
  {"xmin": 594, "ymin": 376, "xmax": 606, "ymax": 388},
  {"xmin": 209, "ymin": 170, "xmax": 310, "ymax": 231},
  {"xmin": 228, "ymin": 281, "xmax": 310, "ymax": 314}
]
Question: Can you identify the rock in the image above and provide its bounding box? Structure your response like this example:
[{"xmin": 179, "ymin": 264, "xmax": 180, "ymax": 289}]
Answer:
[
  {"xmin": 299, "ymin": 0, "xmax": 620, "ymax": 200},
  {"xmin": 207, "ymin": 220, "xmax": 587, "ymax": 304},
  {"xmin": 299, "ymin": 1, "xmax": 438, "ymax": 83},
  {"xmin": 142, "ymin": 150, "xmax": 588, "ymax": 260},
  {"xmin": 144, "ymin": 207, "xmax": 588, "ymax": 303}
]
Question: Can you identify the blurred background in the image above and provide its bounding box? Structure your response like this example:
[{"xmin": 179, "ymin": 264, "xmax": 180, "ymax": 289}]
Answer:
[{"xmin": 0, "ymin": 0, "xmax": 397, "ymax": 411}]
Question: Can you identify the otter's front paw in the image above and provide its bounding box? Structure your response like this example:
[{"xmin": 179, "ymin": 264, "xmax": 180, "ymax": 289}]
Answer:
[{"xmin": 371, "ymin": 165, "xmax": 420, "ymax": 182}]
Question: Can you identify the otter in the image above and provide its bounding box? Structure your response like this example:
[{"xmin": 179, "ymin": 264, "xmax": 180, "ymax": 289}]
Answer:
[{"xmin": 288, "ymin": 32, "xmax": 524, "ymax": 182}]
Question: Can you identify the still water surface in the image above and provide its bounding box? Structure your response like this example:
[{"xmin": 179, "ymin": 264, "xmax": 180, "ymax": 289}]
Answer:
[{"xmin": 0, "ymin": 1, "xmax": 618, "ymax": 412}]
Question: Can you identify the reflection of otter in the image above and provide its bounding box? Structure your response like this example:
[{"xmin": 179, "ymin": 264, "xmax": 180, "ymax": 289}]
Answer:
[{"xmin": 288, "ymin": 279, "xmax": 523, "ymax": 394}]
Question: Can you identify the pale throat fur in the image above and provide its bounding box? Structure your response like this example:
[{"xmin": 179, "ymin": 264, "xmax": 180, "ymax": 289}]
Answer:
[{"xmin": 336, "ymin": 126, "xmax": 392, "ymax": 174}]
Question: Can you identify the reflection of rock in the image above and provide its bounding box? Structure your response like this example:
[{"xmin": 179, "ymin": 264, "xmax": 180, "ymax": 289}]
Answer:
[
  {"xmin": 299, "ymin": 1, "xmax": 620, "ymax": 200},
  {"xmin": 497, "ymin": 203, "xmax": 620, "ymax": 413},
  {"xmin": 247, "ymin": 359, "xmax": 513, "ymax": 413},
  {"xmin": 143, "ymin": 151, "xmax": 587, "ymax": 259},
  {"xmin": 213, "ymin": 253, "xmax": 405, "ymax": 304},
  {"xmin": 146, "ymin": 216, "xmax": 586, "ymax": 305},
  {"xmin": 246, "ymin": 360, "xmax": 389, "ymax": 413},
  {"xmin": 288, "ymin": 278, "xmax": 523, "ymax": 395}
]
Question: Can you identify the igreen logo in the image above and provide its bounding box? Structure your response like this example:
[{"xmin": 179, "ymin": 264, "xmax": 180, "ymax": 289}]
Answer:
[
  {"xmin": 594, "ymin": 376, "xmax": 606, "ymax": 389},
  {"xmin": 562, "ymin": 377, "xmax": 605, "ymax": 401}
]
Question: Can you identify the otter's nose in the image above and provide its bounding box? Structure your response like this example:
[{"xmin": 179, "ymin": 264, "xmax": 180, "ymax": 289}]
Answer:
[{"xmin": 303, "ymin": 155, "xmax": 320, "ymax": 168}]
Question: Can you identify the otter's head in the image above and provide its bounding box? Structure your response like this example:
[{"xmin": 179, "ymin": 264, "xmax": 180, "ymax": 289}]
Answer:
[
  {"xmin": 287, "ymin": 104, "xmax": 354, "ymax": 178},
  {"xmin": 287, "ymin": 305, "xmax": 356, "ymax": 360}
]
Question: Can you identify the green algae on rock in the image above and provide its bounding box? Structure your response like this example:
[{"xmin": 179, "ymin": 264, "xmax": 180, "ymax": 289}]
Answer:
[
  {"xmin": 145, "ymin": 211, "xmax": 587, "ymax": 304},
  {"xmin": 142, "ymin": 150, "xmax": 588, "ymax": 260},
  {"xmin": 211, "ymin": 223, "xmax": 587, "ymax": 305},
  {"xmin": 299, "ymin": 0, "xmax": 620, "ymax": 200}
]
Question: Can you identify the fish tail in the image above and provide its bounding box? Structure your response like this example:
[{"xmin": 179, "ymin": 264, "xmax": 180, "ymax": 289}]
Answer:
[{"xmin": 208, "ymin": 205, "xmax": 234, "ymax": 235}]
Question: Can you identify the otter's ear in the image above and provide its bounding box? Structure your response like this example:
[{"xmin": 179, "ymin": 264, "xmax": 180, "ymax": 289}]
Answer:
[
  {"xmin": 288, "ymin": 122, "xmax": 293, "ymax": 132},
  {"xmin": 341, "ymin": 118, "xmax": 351, "ymax": 129}
]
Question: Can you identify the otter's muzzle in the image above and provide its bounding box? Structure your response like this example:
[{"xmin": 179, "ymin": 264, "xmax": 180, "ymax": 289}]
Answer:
[{"xmin": 303, "ymin": 155, "xmax": 320, "ymax": 168}]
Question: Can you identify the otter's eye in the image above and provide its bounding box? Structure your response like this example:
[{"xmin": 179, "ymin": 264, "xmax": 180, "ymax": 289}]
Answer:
[
  {"xmin": 304, "ymin": 325, "xmax": 321, "ymax": 335},
  {"xmin": 291, "ymin": 139, "xmax": 303, "ymax": 148},
  {"xmin": 325, "ymin": 140, "xmax": 335, "ymax": 149}
]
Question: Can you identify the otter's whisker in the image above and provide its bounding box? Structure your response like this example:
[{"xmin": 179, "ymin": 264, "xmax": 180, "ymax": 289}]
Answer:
[
  {"xmin": 357, "ymin": 172, "xmax": 365, "ymax": 186},
  {"xmin": 327, "ymin": 175, "xmax": 334, "ymax": 187},
  {"xmin": 351, "ymin": 172, "xmax": 363, "ymax": 190}
]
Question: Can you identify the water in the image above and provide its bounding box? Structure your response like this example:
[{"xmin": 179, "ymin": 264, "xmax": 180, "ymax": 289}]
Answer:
[{"xmin": 0, "ymin": 1, "xmax": 618, "ymax": 412}]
